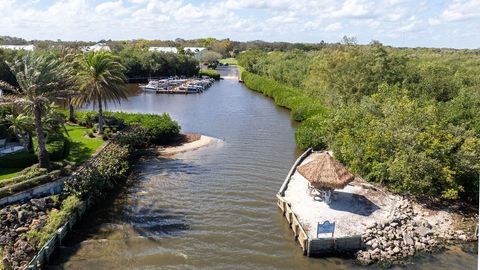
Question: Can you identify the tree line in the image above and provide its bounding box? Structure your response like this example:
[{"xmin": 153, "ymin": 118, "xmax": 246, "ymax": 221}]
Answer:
[{"xmin": 238, "ymin": 42, "xmax": 480, "ymax": 203}]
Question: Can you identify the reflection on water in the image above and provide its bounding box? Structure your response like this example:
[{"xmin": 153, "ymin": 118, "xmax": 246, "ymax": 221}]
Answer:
[{"xmin": 52, "ymin": 68, "xmax": 477, "ymax": 270}]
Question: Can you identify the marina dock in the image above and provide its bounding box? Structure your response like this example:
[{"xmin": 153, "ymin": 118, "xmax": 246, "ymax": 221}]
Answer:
[{"xmin": 141, "ymin": 77, "xmax": 215, "ymax": 94}]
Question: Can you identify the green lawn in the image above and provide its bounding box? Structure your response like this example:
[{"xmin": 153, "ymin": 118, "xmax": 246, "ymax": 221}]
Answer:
[
  {"xmin": 0, "ymin": 168, "xmax": 24, "ymax": 181},
  {"xmin": 0, "ymin": 125, "xmax": 103, "ymax": 181},
  {"xmin": 220, "ymin": 58, "xmax": 238, "ymax": 65},
  {"xmin": 65, "ymin": 125, "xmax": 104, "ymax": 164}
]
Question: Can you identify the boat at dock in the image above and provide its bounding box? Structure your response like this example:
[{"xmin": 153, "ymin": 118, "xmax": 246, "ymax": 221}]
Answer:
[{"xmin": 141, "ymin": 77, "xmax": 215, "ymax": 94}]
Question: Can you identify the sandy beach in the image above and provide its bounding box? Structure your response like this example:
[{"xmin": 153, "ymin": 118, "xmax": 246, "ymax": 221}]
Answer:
[{"xmin": 157, "ymin": 134, "xmax": 220, "ymax": 155}]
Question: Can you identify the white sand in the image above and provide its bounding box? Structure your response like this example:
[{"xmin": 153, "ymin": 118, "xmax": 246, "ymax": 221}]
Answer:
[
  {"xmin": 157, "ymin": 135, "xmax": 218, "ymax": 155},
  {"xmin": 284, "ymin": 152, "xmax": 400, "ymax": 239}
]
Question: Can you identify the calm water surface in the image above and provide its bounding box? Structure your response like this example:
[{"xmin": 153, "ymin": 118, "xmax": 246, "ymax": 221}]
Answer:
[{"xmin": 52, "ymin": 68, "xmax": 477, "ymax": 269}]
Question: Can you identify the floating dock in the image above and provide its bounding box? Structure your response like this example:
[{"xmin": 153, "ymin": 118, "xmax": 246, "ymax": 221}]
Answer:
[{"xmin": 277, "ymin": 149, "xmax": 399, "ymax": 256}]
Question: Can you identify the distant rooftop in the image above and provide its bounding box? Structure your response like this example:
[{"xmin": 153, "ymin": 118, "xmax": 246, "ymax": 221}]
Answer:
[
  {"xmin": 184, "ymin": 47, "xmax": 206, "ymax": 53},
  {"xmin": 149, "ymin": 47, "xmax": 178, "ymax": 53},
  {"xmin": 0, "ymin": 45, "xmax": 35, "ymax": 51},
  {"xmin": 80, "ymin": 43, "xmax": 111, "ymax": 52}
]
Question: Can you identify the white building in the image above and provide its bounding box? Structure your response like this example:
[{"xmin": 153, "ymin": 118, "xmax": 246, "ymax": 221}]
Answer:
[
  {"xmin": 80, "ymin": 43, "xmax": 111, "ymax": 52},
  {"xmin": 184, "ymin": 47, "xmax": 206, "ymax": 54},
  {"xmin": 149, "ymin": 47, "xmax": 178, "ymax": 53},
  {"xmin": 0, "ymin": 45, "xmax": 35, "ymax": 51}
]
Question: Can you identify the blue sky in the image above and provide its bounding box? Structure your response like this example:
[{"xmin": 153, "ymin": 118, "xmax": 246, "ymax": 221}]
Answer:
[{"xmin": 0, "ymin": 0, "xmax": 479, "ymax": 48}]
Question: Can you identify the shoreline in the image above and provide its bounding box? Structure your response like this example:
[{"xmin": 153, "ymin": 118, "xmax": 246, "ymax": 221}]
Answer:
[
  {"xmin": 156, "ymin": 133, "xmax": 219, "ymax": 156},
  {"xmin": 279, "ymin": 150, "xmax": 478, "ymax": 265}
]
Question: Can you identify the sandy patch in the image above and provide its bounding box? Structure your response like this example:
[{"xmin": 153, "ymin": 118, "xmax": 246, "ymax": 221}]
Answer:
[{"xmin": 157, "ymin": 135, "xmax": 218, "ymax": 156}]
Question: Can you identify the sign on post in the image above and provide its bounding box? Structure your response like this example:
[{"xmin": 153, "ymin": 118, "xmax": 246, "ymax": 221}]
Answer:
[{"xmin": 317, "ymin": 220, "xmax": 335, "ymax": 238}]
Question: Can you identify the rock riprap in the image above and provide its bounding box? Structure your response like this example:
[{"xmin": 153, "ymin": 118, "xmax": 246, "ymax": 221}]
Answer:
[
  {"xmin": 356, "ymin": 199, "xmax": 474, "ymax": 265},
  {"xmin": 0, "ymin": 197, "xmax": 59, "ymax": 270}
]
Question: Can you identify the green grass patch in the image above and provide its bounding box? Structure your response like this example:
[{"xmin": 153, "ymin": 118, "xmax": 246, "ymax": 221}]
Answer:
[
  {"xmin": 65, "ymin": 125, "xmax": 103, "ymax": 164},
  {"xmin": 220, "ymin": 58, "xmax": 238, "ymax": 65},
  {"xmin": 199, "ymin": 69, "xmax": 220, "ymax": 80},
  {"xmin": 0, "ymin": 168, "xmax": 23, "ymax": 181}
]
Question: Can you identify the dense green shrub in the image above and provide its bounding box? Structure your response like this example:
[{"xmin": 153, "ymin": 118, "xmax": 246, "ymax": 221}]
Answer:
[
  {"xmin": 199, "ymin": 69, "xmax": 220, "ymax": 80},
  {"xmin": 46, "ymin": 135, "xmax": 70, "ymax": 161},
  {"xmin": 105, "ymin": 112, "xmax": 180, "ymax": 144},
  {"xmin": 242, "ymin": 71, "xmax": 329, "ymax": 122},
  {"xmin": 295, "ymin": 114, "xmax": 329, "ymax": 150},
  {"xmin": 0, "ymin": 151, "xmax": 37, "ymax": 168},
  {"xmin": 112, "ymin": 126, "xmax": 148, "ymax": 149},
  {"xmin": 65, "ymin": 143, "xmax": 130, "ymax": 198},
  {"xmin": 240, "ymin": 44, "xmax": 480, "ymax": 202}
]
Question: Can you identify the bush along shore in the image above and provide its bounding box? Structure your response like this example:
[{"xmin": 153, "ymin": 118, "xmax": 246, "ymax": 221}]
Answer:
[
  {"xmin": 240, "ymin": 69, "xmax": 478, "ymax": 264},
  {"xmin": 0, "ymin": 111, "xmax": 181, "ymax": 270}
]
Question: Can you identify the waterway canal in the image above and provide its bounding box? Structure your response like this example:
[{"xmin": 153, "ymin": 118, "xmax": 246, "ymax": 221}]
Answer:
[{"xmin": 51, "ymin": 67, "xmax": 477, "ymax": 270}]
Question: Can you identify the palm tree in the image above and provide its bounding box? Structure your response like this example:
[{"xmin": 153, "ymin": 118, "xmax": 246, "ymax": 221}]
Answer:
[
  {"xmin": 73, "ymin": 51, "xmax": 128, "ymax": 134},
  {"xmin": 0, "ymin": 53, "xmax": 73, "ymax": 168},
  {"xmin": 5, "ymin": 113, "xmax": 34, "ymax": 152}
]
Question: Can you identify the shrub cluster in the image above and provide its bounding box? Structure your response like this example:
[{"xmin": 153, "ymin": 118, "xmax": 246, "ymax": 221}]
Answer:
[
  {"xmin": 242, "ymin": 71, "xmax": 330, "ymax": 148},
  {"xmin": 199, "ymin": 69, "xmax": 220, "ymax": 80},
  {"xmin": 64, "ymin": 142, "xmax": 130, "ymax": 199},
  {"xmin": 0, "ymin": 152, "xmax": 38, "ymax": 168},
  {"xmin": 46, "ymin": 135, "xmax": 70, "ymax": 161},
  {"xmin": 239, "ymin": 43, "xmax": 480, "ymax": 202},
  {"xmin": 71, "ymin": 111, "xmax": 180, "ymax": 145},
  {"xmin": 104, "ymin": 112, "xmax": 180, "ymax": 144}
]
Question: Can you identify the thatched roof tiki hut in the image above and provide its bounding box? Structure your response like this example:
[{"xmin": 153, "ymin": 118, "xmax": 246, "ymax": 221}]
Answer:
[{"xmin": 297, "ymin": 152, "xmax": 355, "ymax": 204}]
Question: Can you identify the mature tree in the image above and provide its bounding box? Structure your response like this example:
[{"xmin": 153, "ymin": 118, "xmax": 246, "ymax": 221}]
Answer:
[
  {"xmin": 0, "ymin": 53, "xmax": 73, "ymax": 168},
  {"xmin": 73, "ymin": 51, "xmax": 128, "ymax": 134},
  {"xmin": 200, "ymin": 50, "xmax": 222, "ymax": 64}
]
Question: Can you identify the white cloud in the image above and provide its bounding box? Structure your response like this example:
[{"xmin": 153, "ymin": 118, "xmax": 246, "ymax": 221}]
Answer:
[
  {"xmin": 430, "ymin": 0, "xmax": 480, "ymax": 24},
  {"xmin": 332, "ymin": 0, "xmax": 376, "ymax": 18},
  {"xmin": 324, "ymin": 22, "xmax": 342, "ymax": 31},
  {"xmin": 0, "ymin": 0, "xmax": 477, "ymax": 48},
  {"xmin": 95, "ymin": 0, "xmax": 130, "ymax": 16}
]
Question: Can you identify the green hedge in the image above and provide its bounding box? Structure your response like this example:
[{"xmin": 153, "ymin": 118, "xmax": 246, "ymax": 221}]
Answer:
[
  {"xmin": 0, "ymin": 170, "xmax": 61, "ymax": 198},
  {"xmin": 71, "ymin": 111, "xmax": 180, "ymax": 145},
  {"xmin": 241, "ymin": 70, "xmax": 330, "ymax": 149},
  {"xmin": 0, "ymin": 152, "xmax": 38, "ymax": 168},
  {"xmin": 104, "ymin": 112, "xmax": 180, "ymax": 144},
  {"xmin": 46, "ymin": 135, "xmax": 70, "ymax": 161},
  {"xmin": 199, "ymin": 69, "xmax": 220, "ymax": 80},
  {"xmin": 65, "ymin": 134, "xmax": 131, "ymax": 198}
]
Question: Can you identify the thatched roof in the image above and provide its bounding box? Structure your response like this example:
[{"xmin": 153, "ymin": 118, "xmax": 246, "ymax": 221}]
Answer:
[{"xmin": 297, "ymin": 152, "xmax": 355, "ymax": 190}]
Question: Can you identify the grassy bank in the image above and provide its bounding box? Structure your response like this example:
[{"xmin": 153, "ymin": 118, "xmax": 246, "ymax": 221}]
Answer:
[
  {"xmin": 199, "ymin": 69, "xmax": 220, "ymax": 80},
  {"xmin": 0, "ymin": 125, "xmax": 103, "ymax": 180},
  {"xmin": 30, "ymin": 113, "xmax": 180, "ymax": 247},
  {"xmin": 220, "ymin": 58, "xmax": 238, "ymax": 65},
  {"xmin": 241, "ymin": 70, "xmax": 329, "ymax": 149}
]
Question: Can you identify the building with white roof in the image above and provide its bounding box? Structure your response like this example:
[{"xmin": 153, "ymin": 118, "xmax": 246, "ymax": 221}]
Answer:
[
  {"xmin": 184, "ymin": 47, "xmax": 206, "ymax": 54},
  {"xmin": 149, "ymin": 47, "xmax": 178, "ymax": 53},
  {"xmin": 80, "ymin": 43, "xmax": 111, "ymax": 52},
  {"xmin": 0, "ymin": 45, "xmax": 35, "ymax": 51}
]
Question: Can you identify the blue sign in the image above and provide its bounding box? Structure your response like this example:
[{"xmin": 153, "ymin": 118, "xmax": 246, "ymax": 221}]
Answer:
[{"xmin": 317, "ymin": 221, "xmax": 335, "ymax": 237}]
